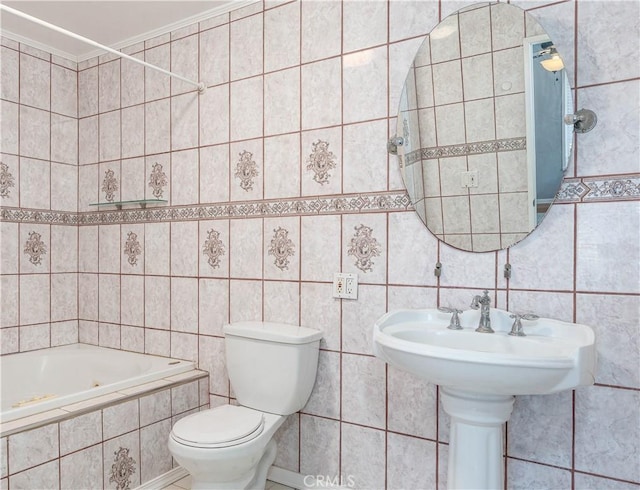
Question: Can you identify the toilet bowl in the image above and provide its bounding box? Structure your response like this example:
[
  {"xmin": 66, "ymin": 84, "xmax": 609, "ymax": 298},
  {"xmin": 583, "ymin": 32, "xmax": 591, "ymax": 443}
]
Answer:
[
  {"xmin": 169, "ymin": 405, "xmax": 285, "ymax": 489},
  {"xmin": 168, "ymin": 322, "xmax": 322, "ymax": 490}
]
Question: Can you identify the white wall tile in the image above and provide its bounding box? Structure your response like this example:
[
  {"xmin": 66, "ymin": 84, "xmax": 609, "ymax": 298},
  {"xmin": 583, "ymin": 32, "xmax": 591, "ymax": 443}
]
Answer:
[
  {"xmin": 230, "ymin": 77, "xmax": 263, "ymax": 141},
  {"xmin": 230, "ymin": 13, "xmax": 263, "ymax": 80},
  {"xmin": 575, "ymin": 386, "xmax": 640, "ymax": 483},
  {"xmin": 301, "ymin": 1, "xmax": 341, "ymax": 63},
  {"xmin": 342, "ymin": 47, "xmax": 388, "ymax": 123},
  {"xmin": 8, "ymin": 424, "xmax": 59, "ymax": 473},
  {"xmin": 341, "ymin": 423, "xmax": 385, "ymax": 490},
  {"xmin": 576, "ymin": 201, "xmax": 640, "ymax": 294},
  {"xmin": 341, "ymin": 354, "xmax": 386, "ymax": 429},
  {"xmin": 387, "ymin": 433, "xmax": 437, "ymax": 490},
  {"xmin": 301, "ymin": 58, "xmax": 342, "ymax": 130},
  {"xmin": 20, "ymin": 53, "xmax": 50, "ymax": 111},
  {"xmin": 171, "ymin": 35, "xmax": 199, "ymax": 96},
  {"xmin": 300, "ymin": 415, "xmax": 340, "ymax": 478},
  {"xmin": 264, "ymin": 68, "xmax": 300, "ymax": 137},
  {"xmin": 200, "ymin": 24, "xmax": 229, "ymax": 87},
  {"xmin": 264, "ymin": 2, "xmax": 300, "ymax": 72},
  {"xmin": 99, "ymin": 60, "xmax": 120, "ymax": 113}
]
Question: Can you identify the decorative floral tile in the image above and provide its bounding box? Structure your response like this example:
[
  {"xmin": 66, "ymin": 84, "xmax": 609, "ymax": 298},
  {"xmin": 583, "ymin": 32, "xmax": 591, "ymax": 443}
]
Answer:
[
  {"xmin": 348, "ymin": 224, "xmax": 381, "ymax": 273},
  {"xmin": 123, "ymin": 231, "xmax": 142, "ymax": 266},
  {"xmin": 148, "ymin": 163, "xmax": 168, "ymax": 199},
  {"xmin": 0, "ymin": 161, "xmax": 16, "ymax": 198},
  {"xmin": 102, "ymin": 169, "xmax": 118, "ymax": 202},
  {"xmin": 306, "ymin": 140, "xmax": 337, "ymax": 185},
  {"xmin": 23, "ymin": 231, "xmax": 47, "ymax": 266},
  {"xmin": 234, "ymin": 150, "xmax": 259, "ymax": 191},
  {"xmin": 268, "ymin": 227, "xmax": 295, "ymax": 270},
  {"xmin": 202, "ymin": 228, "xmax": 225, "ymax": 269},
  {"xmin": 108, "ymin": 446, "xmax": 136, "ymax": 490}
]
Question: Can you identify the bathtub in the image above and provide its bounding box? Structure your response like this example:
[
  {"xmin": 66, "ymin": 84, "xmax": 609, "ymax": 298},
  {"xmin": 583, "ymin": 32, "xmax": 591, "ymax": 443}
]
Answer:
[{"xmin": 0, "ymin": 343, "xmax": 195, "ymax": 423}]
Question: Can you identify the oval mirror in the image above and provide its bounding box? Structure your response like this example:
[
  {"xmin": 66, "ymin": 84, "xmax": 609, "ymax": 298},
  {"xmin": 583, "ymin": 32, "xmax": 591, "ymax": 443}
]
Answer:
[{"xmin": 396, "ymin": 2, "xmax": 573, "ymax": 252}]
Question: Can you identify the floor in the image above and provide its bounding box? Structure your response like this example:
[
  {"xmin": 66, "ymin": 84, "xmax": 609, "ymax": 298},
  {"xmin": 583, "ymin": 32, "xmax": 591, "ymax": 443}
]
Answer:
[{"xmin": 161, "ymin": 474, "xmax": 295, "ymax": 490}]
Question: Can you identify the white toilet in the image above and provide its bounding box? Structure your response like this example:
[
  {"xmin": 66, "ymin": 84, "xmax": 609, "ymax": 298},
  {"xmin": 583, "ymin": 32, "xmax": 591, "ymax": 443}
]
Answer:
[{"xmin": 168, "ymin": 321, "xmax": 323, "ymax": 490}]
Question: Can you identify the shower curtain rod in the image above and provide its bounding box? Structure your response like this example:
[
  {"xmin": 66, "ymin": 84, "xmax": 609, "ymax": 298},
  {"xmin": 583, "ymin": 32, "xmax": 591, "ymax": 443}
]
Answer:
[{"xmin": 0, "ymin": 4, "xmax": 206, "ymax": 93}]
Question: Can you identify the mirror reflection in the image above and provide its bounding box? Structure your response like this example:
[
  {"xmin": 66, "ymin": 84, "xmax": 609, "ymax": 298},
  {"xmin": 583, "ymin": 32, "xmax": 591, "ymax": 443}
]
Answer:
[{"xmin": 397, "ymin": 2, "xmax": 573, "ymax": 252}]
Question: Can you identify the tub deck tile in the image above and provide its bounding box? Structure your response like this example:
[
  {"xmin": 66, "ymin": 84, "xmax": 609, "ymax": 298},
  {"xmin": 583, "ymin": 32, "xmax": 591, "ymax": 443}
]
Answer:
[
  {"xmin": 61, "ymin": 392, "xmax": 124, "ymax": 413},
  {"xmin": 164, "ymin": 370, "xmax": 208, "ymax": 383},
  {"xmin": 118, "ymin": 378, "xmax": 173, "ymax": 396},
  {"xmin": 0, "ymin": 409, "xmax": 67, "ymax": 437}
]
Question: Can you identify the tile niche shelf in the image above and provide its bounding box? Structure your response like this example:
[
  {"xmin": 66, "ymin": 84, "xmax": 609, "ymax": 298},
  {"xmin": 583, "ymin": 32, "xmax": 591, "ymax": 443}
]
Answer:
[{"xmin": 89, "ymin": 199, "xmax": 168, "ymax": 210}]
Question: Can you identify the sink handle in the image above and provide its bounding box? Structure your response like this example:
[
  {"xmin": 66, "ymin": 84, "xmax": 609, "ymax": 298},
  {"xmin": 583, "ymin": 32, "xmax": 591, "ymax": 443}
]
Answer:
[
  {"xmin": 438, "ymin": 307, "xmax": 463, "ymax": 330},
  {"xmin": 508, "ymin": 313, "xmax": 540, "ymax": 337}
]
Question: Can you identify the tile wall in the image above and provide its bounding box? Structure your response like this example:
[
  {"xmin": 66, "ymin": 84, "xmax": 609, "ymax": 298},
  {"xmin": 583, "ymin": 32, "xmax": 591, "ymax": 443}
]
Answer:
[
  {"xmin": 0, "ymin": 39, "xmax": 79, "ymax": 353},
  {"xmin": 1, "ymin": 0, "xmax": 639, "ymax": 489}
]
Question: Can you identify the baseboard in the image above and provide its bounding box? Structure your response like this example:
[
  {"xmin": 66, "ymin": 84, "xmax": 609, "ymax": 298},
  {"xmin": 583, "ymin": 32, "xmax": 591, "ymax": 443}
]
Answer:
[
  {"xmin": 136, "ymin": 465, "xmax": 345, "ymax": 490},
  {"xmin": 268, "ymin": 466, "xmax": 349, "ymax": 489},
  {"xmin": 135, "ymin": 466, "xmax": 188, "ymax": 490},
  {"xmin": 268, "ymin": 466, "xmax": 307, "ymax": 489}
]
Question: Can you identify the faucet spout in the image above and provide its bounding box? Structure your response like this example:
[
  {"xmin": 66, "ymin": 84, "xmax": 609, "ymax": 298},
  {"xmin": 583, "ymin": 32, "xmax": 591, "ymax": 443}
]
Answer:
[{"xmin": 470, "ymin": 290, "xmax": 494, "ymax": 333}]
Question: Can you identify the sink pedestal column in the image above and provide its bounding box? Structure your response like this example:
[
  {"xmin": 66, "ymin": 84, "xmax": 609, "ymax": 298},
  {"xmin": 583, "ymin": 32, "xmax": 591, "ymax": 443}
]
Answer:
[{"xmin": 440, "ymin": 388, "xmax": 515, "ymax": 490}]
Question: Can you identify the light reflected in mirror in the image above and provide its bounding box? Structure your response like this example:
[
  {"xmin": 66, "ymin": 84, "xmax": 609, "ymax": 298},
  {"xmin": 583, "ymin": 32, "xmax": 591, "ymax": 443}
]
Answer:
[{"xmin": 397, "ymin": 2, "xmax": 573, "ymax": 252}]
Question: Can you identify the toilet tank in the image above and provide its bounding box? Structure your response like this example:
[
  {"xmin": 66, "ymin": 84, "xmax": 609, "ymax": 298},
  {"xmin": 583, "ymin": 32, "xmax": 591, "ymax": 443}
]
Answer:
[{"xmin": 223, "ymin": 322, "xmax": 323, "ymax": 415}]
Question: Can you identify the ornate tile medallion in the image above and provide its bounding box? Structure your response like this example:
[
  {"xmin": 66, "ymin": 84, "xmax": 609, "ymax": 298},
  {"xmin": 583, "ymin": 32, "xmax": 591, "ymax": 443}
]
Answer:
[
  {"xmin": 268, "ymin": 227, "xmax": 295, "ymax": 270},
  {"xmin": 348, "ymin": 224, "xmax": 380, "ymax": 273},
  {"xmin": 102, "ymin": 169, "xmax": 118, "ymax": 202},
  {"xmin": 0, "ymin": 161, "xmax": 16, "ymax": 198},
  {"xmin": 109, "ymin": 447, "xmax": 136, "ymax": 490},
  {"xmin": 148, "ymin": 162, "xmax": 168, "ymax": 199},
  {"xmin": 123, "ymin": 231, "xmax": 142, "ymax": 266},
  {"xmin": 23, "ymin": 231, "xmax": 47, "ymax": 266},
  {"xmin": 202, "ymin": 228, "xmax": 225, "ymax": 269},
  {"xmin": 235, "ymin": 150, "xmax": 259, "ymax": 191},
  {"xmin": 306, "ymin": 140, "xmax": 337, "ymax": 185}
]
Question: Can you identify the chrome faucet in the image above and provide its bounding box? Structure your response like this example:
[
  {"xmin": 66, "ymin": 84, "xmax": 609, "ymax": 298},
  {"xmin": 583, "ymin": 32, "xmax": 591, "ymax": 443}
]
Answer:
[{"xmin": 470, "ymin": 290, "xmax": 494, "ymax": 333}]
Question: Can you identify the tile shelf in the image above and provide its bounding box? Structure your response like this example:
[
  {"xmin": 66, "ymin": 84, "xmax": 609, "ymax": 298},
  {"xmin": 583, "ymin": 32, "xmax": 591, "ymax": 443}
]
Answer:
[{"xmin": 89, "ymin": 199, "xmax": 168, "ymax": 210}]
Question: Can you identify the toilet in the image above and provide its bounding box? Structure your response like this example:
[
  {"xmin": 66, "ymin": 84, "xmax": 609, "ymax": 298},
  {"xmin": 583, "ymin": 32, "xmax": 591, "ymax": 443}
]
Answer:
[{"xmin": 168, "ymin": 321, "xmax": 323, "ymax": 490}]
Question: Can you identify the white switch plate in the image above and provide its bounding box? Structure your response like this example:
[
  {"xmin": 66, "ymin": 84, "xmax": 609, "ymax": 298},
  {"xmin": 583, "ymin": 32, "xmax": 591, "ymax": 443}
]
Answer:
[
  {"xmin": 460, "ymin": 170, "xmax": 479, "ymax": 188},
  {"xmin": 332, "ymin": 272, "xmax": 358, "ymax": 299}
]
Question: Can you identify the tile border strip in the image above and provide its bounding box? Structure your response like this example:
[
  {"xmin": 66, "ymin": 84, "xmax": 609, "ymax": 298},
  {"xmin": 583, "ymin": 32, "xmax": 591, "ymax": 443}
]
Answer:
[
  {"xmin": 1, "ymin": 176, "xmax": 638, "ymax": 225},
  {"xmin": 404, "ymin": 137, "xmax": 527, "ymax": 166}
]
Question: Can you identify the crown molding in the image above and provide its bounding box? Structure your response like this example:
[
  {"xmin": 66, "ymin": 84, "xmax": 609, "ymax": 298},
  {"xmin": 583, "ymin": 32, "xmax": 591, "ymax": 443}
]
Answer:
[{"xmin": 1, "ymin": 0, "xmax": 260, "ymax": 63}]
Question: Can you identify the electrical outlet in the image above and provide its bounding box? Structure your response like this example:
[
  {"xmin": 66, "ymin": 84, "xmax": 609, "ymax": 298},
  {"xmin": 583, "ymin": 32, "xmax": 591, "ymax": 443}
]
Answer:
[
  {"xmin": 460, "ymin": 170, "xmax": 479, "ymax": 188},
  {"xmin": 332, "ymin": 272, "xmax": 358, "ymax": 299}
]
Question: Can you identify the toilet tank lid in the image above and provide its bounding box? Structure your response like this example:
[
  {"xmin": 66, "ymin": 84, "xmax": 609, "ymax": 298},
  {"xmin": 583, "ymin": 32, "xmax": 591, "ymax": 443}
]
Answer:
[{"xmin": 223, "ymin": 321, "xmax": 323, "ymax": 344}]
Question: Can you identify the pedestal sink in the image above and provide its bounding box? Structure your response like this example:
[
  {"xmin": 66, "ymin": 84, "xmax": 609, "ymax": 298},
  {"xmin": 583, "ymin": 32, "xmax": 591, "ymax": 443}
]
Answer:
[{"xmin": 373, "ymin": 308, "xmax": 596, "ymax": 490}]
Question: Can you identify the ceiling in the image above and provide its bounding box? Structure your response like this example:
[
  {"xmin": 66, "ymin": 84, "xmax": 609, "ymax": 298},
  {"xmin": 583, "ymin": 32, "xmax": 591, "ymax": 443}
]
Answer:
[{"xmin": 0, "ymin": 1, "xmax": 254, "ymax": 61}]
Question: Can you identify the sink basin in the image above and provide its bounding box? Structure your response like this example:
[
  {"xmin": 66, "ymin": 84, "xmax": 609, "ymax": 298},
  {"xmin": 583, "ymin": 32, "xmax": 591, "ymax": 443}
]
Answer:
[
  {"xmin": 374, "ymin": 307, "xmax": 596, "ymax": 489},
  {"xmin": 373, "ymin": 308, "xmax": 596, "ymax": 395}
]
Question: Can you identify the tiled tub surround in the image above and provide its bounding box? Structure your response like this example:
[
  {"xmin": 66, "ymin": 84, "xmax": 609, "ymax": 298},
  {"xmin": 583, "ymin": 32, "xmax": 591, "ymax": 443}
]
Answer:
[
  {"xmin": 0, "ymin": 369, "xmax": 209, "ymax": 490},
  {"xmin": 1, "ymin": 344, "xmax": 195, "ymax": 422},
  {"xmin": 0, "ymin": 37, "xmax": 80, "ymax": 355},
  {"xmin": 0, "ymin": 0, "xmax": 638, "ymax": 489}
]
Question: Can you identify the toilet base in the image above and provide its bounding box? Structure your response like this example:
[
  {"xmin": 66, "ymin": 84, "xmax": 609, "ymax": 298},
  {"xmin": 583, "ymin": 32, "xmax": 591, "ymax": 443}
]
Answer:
[{"xmin": 190, "ymin": 439, "xmax": 278, "ymax": 490}]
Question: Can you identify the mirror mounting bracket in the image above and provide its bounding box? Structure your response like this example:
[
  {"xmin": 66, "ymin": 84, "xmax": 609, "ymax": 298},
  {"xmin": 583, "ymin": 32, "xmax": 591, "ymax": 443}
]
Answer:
[
  {"xmin": 387, "ymin": 136, "xmax": 404, "ymax": 155},
  {"xmin": 564, "ymin": 108, "xmax": 598, "ymax": 133}
]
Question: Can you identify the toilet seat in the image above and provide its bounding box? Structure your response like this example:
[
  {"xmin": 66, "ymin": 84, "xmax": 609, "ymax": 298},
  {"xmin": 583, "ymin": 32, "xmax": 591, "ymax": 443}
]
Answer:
[{"xmin": 170, "ymin": 405, "xmax": 265, "ymax": 449}]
